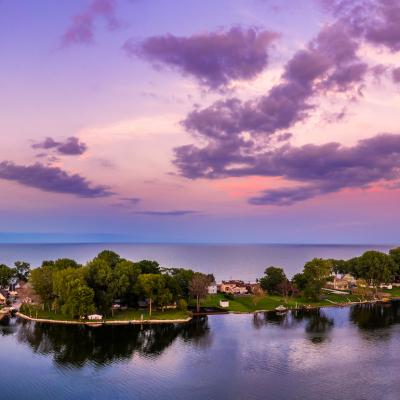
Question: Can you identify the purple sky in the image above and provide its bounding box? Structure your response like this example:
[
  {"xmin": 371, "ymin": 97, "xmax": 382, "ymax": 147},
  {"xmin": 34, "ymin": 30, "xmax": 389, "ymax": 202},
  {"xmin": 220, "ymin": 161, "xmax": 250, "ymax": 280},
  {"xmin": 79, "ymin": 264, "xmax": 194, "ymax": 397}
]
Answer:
[{"xmin": 1, "ymin": 0, "xmax": 400, "ymax": 243}]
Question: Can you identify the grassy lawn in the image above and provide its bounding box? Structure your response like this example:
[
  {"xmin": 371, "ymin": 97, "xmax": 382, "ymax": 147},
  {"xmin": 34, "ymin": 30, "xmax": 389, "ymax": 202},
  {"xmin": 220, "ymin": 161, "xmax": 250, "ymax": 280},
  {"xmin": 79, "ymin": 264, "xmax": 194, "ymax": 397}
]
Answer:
[
  {"xmin": 384, "ymin": 287, "xmax": 400, "ymax": 297},
  {"xmin": 108, "ymin": 309, "xmax": 190, "ymax": 321},
  {"xmin": 20, "ymin": 305, "xmax": 190, "ymax": 322},
  {"xmin": 198, "ymin": 292, "xmax": 363, "ymax": 313},
  {"xmin": 20, "ymin": 305, "xmax": 75, "ymax": 321}
]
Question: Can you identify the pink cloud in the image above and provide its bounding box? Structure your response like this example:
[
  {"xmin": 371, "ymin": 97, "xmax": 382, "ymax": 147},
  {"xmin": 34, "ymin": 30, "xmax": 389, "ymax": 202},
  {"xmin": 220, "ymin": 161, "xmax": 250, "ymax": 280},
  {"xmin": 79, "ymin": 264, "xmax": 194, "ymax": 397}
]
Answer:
[{"xmin": 61, "ymin": 0, "xmax": 120, "ymax": 47}]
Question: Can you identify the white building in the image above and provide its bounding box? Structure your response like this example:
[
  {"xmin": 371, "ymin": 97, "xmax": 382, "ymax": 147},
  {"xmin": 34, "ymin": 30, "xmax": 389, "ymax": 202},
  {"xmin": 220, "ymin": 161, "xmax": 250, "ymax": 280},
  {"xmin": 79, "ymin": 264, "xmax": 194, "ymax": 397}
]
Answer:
[
  {"xmin": 208, "ymin": 283, "xmax": 218, "ymax": 294},
  {"xmin": 88, "ymin": 314, "xmax": 103, "ymax": 320},
  {"xmin": 219, "ymin": 300, "xmax": 229, "ymax": 308}
]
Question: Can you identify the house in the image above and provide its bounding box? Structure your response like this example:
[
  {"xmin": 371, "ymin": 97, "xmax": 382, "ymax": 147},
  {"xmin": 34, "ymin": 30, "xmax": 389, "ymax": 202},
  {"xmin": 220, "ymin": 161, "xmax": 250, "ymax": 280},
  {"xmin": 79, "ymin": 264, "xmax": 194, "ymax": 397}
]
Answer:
[
  {"xmin": 88, "ymin": 314, "xmax": 103, "ymax": 320},
  {"xmin": 0, "ymin": 293, "xmax": 6, "ymax": 305},
  {"xmin": 342, "ymin": 274, "xmax": 356, "ymax": 285},
  {"xmin": 333, "ymin": 278, "xmax": 349, "ymax": 290},
  {"xmin": 326, "ymin": 277, "xmax": 349, "ymax": 291},
  {"xmin": 207, "ymin": 282, "xmax": 218, "ymax": 294},
  {"xmin": 218, "ymin": 280, "xmax": 249, "ymax": 295}
]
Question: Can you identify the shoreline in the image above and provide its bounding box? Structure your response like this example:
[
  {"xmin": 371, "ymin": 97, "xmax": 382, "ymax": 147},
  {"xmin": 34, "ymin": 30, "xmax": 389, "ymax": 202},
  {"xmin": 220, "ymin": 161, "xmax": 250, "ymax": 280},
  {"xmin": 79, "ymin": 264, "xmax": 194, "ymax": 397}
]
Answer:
[
  {"xmin": 16, "ymin": 297, "xmax": 396, "ymax": 326},
  {"xmin": 16, "ymin": 312, "xmax": 193, "ymax": 326}
]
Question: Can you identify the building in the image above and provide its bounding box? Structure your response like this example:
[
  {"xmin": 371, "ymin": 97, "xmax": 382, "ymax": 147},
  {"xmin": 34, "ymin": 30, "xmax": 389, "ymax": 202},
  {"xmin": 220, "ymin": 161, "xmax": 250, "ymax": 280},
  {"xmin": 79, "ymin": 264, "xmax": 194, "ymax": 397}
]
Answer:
[
  {"xmin": 88, "ymin": 314, "xmax": 103, "ymax": 320},
  {"xmin": 0, "ymin": 293, "xmax": 6, "ymax": 305},
  {"xmin": 219, "ymin": 300, "xmax": 229, "ymax": 308},
  {"xmin": 207, "ymin": 282, "xmax": 218, "ymax": 294},
  {"xmin": 218, "ymin": 280, "xmax": 249, "ymax": 295}
]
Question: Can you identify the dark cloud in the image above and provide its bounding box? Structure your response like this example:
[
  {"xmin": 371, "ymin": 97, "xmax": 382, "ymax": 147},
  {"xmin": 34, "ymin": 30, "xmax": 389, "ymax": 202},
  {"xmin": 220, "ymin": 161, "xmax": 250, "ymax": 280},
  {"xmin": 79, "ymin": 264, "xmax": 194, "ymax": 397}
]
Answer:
[
  {"xmin": 175, "ymin": 23, "xmax": 367, "ymax": 179},
  {"xmin": 32, "ymin": 137, "xmax": 87, "ymax": 156},
  {"xmin": 126, "ymin": 27, "xmax": 279, "ymax": 90},
  {"xmin": 133, "ymin": 210, "xmax": 197, "ymax": 216},
  {"xmin": 0, "ymin": 161, "xmax": 113, "ymax": 198},
  {"xmin": 61, "ymin": 0, "xmax": 120, "ymax": 47},
  {"xmin": 179, "ymin": 133, "xmax": 400, "ymax": 206},
  {"xmin": 321, "ymin": 0, "xmax": 400, "ymax": 52}
]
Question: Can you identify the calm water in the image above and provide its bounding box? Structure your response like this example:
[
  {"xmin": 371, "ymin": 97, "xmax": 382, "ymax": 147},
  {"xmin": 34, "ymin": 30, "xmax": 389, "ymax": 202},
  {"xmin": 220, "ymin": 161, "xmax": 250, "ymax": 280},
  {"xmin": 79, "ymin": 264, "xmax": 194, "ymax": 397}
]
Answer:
[
  {"xmin": 2, "ymin": 303, "xmax": 400, "ymax": 400},
  {"xmin": 0, "ymin": 243, "xmax": 393, "ymax": 280}
]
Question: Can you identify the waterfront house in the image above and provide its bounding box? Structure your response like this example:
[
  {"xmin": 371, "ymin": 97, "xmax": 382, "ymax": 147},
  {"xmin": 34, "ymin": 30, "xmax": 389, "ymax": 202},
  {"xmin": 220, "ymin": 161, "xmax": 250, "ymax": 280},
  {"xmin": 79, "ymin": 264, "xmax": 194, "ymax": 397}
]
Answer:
[
  {"xmin": 326, "ymin": 277, "xmax": 349, "ymax": 291},
  {"xmin": 208, "ymin": 282, "xmax": 218, "ymax": 294},
  {"xmin": 0, "ymin": 292, "xmax": 6, "ymax": 305},
  {"xmin": 218, "ymin": 280, "xmax": 249, "ymax": 295}
]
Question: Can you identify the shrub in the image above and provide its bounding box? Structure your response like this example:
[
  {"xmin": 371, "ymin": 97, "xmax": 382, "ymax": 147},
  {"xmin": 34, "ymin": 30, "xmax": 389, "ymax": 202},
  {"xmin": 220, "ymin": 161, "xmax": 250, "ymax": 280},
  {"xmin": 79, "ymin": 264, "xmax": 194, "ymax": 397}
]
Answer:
[{"xmin": 177, "ymin": 299, "xmax": 188, "ymax": 311}]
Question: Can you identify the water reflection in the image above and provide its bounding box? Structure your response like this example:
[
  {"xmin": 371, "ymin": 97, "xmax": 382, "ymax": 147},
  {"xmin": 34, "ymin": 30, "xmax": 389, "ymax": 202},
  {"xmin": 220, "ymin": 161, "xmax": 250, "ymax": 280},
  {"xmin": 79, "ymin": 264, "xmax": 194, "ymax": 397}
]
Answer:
[
  {"xmin": 253, "ymin": 308, "xmax": 334, "ymax": 343},
  {"xmin": 16, "ymin": 316, "xmax": 211, "ymax": 368},
  {"xmin": 349, "ymin": 301, "xmax": 400, "ymax": 330}
]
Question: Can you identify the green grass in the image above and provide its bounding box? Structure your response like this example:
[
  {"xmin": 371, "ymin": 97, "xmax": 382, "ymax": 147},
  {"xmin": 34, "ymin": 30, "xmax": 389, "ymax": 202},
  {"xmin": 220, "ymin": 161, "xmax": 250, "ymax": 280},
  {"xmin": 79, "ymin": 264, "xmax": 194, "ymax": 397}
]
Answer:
[
  {"xmin": 108, "ymin": 309, "xmax": 190, "ymax": 321},
  {"xmin": 19, "ymin": 304, "xmax": 190, "ymax": 322},
  {"xmin": 384, "ymin": 286, "xmax": 400, "ymax": 297},
  {"xmin": 20, "ymin": 305, "xmax": 76, "ymax": 321},
  {"xmin": 197, "ymin": 291, "xmax": 363, "ymax": 313}
]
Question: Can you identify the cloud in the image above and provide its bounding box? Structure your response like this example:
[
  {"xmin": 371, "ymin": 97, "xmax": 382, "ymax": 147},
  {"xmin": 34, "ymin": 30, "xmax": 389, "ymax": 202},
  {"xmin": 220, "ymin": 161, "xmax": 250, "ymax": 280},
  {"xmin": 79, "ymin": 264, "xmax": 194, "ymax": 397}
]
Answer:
[
  {"xmin": 120, "ymin": 197, "xmax": 141, "ymax": 205},
  {"xmin": 126, "ymin": 27, "xmax": 279, "ymax": 90},
  {"xmin": 188, "ymin": 133, "xmax": 400, "ymax": 206},
  {"xmin": 321, "ymin": 0, "xmax": 400, "ymax": 52},
  {"xmin": 393, "ymin": 67, "xmax": 400, "ymax": 83},
  {"xmin": 175, "ymin": 23, "xmax": 367, "ymax": 179},
  {"xmin": 133, "ymin": 210, "xmax": 197, "ymax": 216},
  {"xmin": 32, "ymin": 137, "xmax": 87, "ymax": 156},
  {"xmin": 61, "ymin": 0, "xmax": 120, "ymax": 47},
  {"xmin": 0, "ymin": 161, "xmax": 113, "ymax": 198}
]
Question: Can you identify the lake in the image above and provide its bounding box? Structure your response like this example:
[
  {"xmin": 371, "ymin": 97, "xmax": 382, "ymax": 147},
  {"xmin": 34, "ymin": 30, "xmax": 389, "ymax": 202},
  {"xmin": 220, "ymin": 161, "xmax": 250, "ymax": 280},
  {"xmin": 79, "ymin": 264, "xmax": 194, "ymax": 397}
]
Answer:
[
  {"xmin": 0, "ymin": 243, "xmax": 393, "ymax": 280},
  {"xmin": 2, "ymin": 303, "xmax": 400, "ymax": 400}
]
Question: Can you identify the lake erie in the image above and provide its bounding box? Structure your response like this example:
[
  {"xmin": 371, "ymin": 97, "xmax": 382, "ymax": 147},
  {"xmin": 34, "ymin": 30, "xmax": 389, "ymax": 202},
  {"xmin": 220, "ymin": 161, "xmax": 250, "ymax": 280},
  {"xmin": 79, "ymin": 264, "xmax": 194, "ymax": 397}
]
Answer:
[
  {"xmin": 0, "ymin": 243, "xmax": 393, "ymax": 280},
  {"xmin": 2, "ymin": 303, "xmax": 400, "ymax": 400}
]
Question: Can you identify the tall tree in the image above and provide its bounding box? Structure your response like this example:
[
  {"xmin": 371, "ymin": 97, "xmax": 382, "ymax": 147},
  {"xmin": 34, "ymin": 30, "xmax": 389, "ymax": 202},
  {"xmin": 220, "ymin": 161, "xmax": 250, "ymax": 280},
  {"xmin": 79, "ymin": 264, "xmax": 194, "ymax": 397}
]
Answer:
[
  {"xmin": 136, "ymin": 274, "xmax": 165, "ymax": 316},
  {"xmin": 0, "ymin": 264, "xmax": 13, "ymax": 288},
  {"xmin": 189, "ymin": 273, "xmax": 209, "ymax": 312},
  {"xmin": 13, "ymin": 261, "xmax": 31, "ymax": 282},
  {"xmin": 259, "ymin": 266, "xmax": 287, "ymax": 295}
]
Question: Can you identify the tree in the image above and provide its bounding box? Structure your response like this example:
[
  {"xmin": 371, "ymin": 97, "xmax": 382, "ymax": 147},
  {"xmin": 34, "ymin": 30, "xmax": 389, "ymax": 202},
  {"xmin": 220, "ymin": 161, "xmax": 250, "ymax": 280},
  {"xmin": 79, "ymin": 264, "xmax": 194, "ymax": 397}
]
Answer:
[
  {"xmin": 13, "ymin": 261, "xmax": 31, "ymax": 282},
  {"xmin": 389, "ymin": 247, "xmax": 400, "ymax": 275},
  {"xmin": 301, "ymin": 258, "xmax": 332, "ymax": 301},
  {"xmin": 85, "ymin": 258, "xmax": 114, "ymax": 315},
  {"xmin": 0, "ymin": 264, "xmax": 13, "ymax": 288},
  {"xmin": 53, "ymin": 267, "xmax": 95, "ymax": 318},
  {"xmin": 136, "ymin": 274, "xmax": 165, "ymax": 316},
  {"xmin": 94, "ymin": 250, "xmax": 121, "ymax": 269},
  {"xmin": 259, "ymin": 266, "xmax": 287, "ymax": 294},
  {"xmin": 136, "ymin": 260, "xmax": 160, "ymax": 274},
  {"xmin": 355, "ymin": 251, "xmax": 396, "ymax": 293},
  {"xmin": 292, "ymin": 273, "xmax": 307, "ymax": 292},
  {"xmin": 30, "ymin": 265, "xmax": 56, "ymax": 307},
  {"xmin": 189, "ymin": 273, "xmax": 209, "ymax": 312}
]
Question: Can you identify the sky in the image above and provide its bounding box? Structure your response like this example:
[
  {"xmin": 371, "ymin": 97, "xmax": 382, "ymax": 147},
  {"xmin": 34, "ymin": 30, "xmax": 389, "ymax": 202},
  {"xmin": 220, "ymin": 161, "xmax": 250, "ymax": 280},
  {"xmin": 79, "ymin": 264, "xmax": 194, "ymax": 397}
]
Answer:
[{"xmin": 1, "ymin": 0, "xmax": 400, "ymax": 244}]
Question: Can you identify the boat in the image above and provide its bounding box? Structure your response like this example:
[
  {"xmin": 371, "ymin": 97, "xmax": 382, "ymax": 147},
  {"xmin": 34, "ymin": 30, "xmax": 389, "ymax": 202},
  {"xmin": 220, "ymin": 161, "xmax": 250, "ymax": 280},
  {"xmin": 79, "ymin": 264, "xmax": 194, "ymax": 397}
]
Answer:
[{"xmin": 275, "ymin": 305, "xmax": 287, "ymax": 313}]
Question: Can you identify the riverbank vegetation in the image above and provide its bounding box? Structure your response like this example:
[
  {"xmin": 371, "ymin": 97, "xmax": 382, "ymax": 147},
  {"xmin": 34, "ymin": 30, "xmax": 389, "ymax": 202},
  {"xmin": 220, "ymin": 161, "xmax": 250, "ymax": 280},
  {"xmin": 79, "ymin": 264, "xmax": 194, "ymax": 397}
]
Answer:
[{"xmin": 25, "ymin": 250, "xmax": 213, "ymax": 321}]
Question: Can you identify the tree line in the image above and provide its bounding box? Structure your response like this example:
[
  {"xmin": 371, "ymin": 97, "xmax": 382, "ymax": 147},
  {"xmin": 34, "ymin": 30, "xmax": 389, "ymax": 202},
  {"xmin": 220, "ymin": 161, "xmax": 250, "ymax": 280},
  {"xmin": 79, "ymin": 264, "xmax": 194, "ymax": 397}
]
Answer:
[
  {"xmin": 259, "ymin": 247, "xmax": 400, "ymax": 301},
  {"xmin": 25, "ymin": 250, "xmax": 213, "ymax": 318}
]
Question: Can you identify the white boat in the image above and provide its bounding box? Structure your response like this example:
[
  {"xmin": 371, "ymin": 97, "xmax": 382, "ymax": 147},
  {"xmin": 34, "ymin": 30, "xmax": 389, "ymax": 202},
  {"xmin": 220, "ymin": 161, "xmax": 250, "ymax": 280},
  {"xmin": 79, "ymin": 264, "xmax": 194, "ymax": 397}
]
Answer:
[{"xmin": 275, "ymin": 305, "xmax": 287, "ymax": 312}]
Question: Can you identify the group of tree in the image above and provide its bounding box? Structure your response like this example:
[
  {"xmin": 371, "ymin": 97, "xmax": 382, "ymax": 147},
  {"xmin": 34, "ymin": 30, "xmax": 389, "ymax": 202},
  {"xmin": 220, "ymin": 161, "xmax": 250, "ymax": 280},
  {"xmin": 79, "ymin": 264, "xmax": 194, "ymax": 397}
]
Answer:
[
  {"xmin": 0, "ymin": 261, "xmax": 31, "ymax": 288},
  {"xmin": 29, "ymin": 250, "xmax": 214, "ymax": 319},
  {"xmin": 259, "ymin": 246, "xmax": 400, "ymax": 302}
]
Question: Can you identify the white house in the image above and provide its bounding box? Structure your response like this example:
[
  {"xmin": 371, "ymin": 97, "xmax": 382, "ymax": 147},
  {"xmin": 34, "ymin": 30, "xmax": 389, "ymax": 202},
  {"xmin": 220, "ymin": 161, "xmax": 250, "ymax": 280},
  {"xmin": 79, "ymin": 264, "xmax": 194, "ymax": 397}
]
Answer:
[
  {"xmin": 208, "ymin": 283, "xmax": 218, "ymax": 294},
  {"xmin": 88, "ymin": 314, "xmax": 103, "ymax": 320},
  {"xmin": 0, "ymin": 293, "xmax": 6, "ymax": 305}
]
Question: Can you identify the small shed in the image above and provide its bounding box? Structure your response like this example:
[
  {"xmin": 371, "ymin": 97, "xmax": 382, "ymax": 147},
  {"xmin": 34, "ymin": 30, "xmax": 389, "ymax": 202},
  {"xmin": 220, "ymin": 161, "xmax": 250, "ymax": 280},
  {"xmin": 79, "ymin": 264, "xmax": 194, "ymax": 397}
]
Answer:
[
  {"xmin": 219, "ymin": 300, "xmax": 229, "ymax": 308},
  {"xmin": 88, "ymin": 314, "xmax": 103, "ymax": 320}
]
